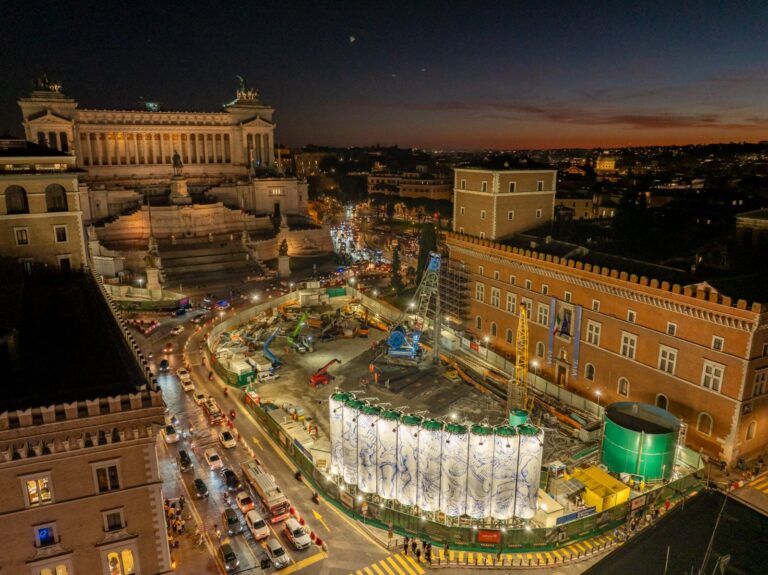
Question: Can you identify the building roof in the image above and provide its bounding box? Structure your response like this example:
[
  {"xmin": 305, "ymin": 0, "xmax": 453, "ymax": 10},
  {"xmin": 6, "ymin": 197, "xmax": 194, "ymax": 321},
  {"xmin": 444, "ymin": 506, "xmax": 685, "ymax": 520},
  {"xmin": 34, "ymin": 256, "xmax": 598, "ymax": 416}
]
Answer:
[
  {"xmin": 458, "ymin": 157, "xmax": 554, "ymax": 171},
  {"xmin": 0, "ymin": 138, "xmax": 71, "ymax": 158},
  {"xmin": 0, "ymin": 263, "xmax": 148, "ymax": 412}
]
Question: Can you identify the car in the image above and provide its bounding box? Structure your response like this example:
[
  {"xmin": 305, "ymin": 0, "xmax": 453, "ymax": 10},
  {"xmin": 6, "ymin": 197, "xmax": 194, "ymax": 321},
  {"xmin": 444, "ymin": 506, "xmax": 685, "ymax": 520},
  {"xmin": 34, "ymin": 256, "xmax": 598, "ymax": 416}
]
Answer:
[
  {"xmin": 257, "ymin": 372, "xmax": 280, "ymax": 382},
  {"xmin": 163, "ymin": 424, "xmax": 179, "ymax": 444},
  {"xmin": 158, "ymin": 359, "xmax": 170, "ymax": 371},
  {"xmin": 265, "ymin": 538, "xmax": 290, "ymax": 570},
  {"xmin": 193, "ymin": 392, "xmax": 207, "ymax": 406},
  {"xmin": 204, "ymin": 448, "xmax": 223, "ymax": 470},
  {"xmin": 170, "ymin": 325, "xmax": 185, "ymax": 336},
  {"xmin": 181, "ymin": 379, "xmax": 195, "ymax": 392},
  {"xmin": 283, "ymin": 517, "xmax": 312, "ymax": 550},
  {"xmin": 245, "ymin": 510, "xmax": 270, "ymax": 540},
  {"xmin": 178, "ymin": 449, "xmax": 193, "ymax": 472},
  {"xmin": 163, "ymin": 342, "xmax": 174, "ymax": 354},
  {"xmin": 219, "ymin": 542, "xmax": 240, "ymax": 572},
  {"xmin": 218, "ymin": 430, "xmax": 237, "ymax": 449},
  {"xmin": 235, "ymin": 491, "xmax": 254, "ymax": 514},
  {"xmin": 220, "ymin": 468, "xmax": 241, "ymax": 491},
  {"xmin": 222, "ymin": 508, "xmax": 242, "ymax": 535},
  {"xmin": 193, "ymin": 478, "xmax": 209, "ymax": 498},
  {"xmin": 177, "ymin": 367, "xmax": 191, "ymax": 381}
]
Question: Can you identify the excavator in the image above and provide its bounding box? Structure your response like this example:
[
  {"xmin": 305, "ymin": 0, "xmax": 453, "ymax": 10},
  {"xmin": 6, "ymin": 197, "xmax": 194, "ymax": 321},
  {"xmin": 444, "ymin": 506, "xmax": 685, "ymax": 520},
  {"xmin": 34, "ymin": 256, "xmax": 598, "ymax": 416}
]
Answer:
[
  {"xmin": 309, "ymin": 359, "xmax": 341, "ymax": 388},
  {"xmin": 287, "ymin": 311, "xmax": 312, "ymax": 353}
]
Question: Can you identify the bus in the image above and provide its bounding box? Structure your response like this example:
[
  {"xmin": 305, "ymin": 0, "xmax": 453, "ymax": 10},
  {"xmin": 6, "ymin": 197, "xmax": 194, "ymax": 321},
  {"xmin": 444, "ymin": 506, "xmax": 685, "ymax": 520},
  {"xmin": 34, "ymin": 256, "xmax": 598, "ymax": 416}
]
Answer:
[
  {"xmin": 203, "ymin": 399, "xmax": 225, "ymax": 425},
  {"xmin": 241, "ymin": 461, "xmax": 290, "ymax": 523}
]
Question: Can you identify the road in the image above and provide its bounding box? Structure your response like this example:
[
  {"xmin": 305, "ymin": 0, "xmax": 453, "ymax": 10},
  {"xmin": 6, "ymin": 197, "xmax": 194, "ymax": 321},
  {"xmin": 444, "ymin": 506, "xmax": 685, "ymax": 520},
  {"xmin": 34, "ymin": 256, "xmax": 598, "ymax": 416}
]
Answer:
[{"xmin": 146, "ymin": 311, "xmax": 391, "ymax": 574}]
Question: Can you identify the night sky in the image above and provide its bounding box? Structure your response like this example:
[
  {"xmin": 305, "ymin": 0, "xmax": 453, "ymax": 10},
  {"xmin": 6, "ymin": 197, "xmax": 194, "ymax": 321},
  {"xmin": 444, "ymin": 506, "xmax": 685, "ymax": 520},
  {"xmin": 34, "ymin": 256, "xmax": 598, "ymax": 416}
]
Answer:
[{"xmin": 2, "ymin": 1, "xmax": 768, "ymax": 150}]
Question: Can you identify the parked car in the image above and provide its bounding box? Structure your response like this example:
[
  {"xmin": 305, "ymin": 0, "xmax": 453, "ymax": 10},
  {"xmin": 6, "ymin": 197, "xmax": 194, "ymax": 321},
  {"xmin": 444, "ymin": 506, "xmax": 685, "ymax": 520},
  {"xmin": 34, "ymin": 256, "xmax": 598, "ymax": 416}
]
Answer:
[
  {"xmin": 170, "ymin": 325, "xmax": 185, "ymax": 336},
  {"xmin": 181, "ymin": 379, "xmax": 195, "ymax": 392},
  {"xmin": 283, "ymin": 517, "xmax": 312, "ymax": 550},
  {"xmin": 193, "ymin": 391, "xmax": 207, "ymax": 406},
  {"xmin": 235, "ymin": 491, "xmax": 254, "ymax": 514},
  {"xmin": 177, "ymin": 449, "xmax": 193, "ymax": 472},
  {"xmin": 245, "ymin": 510, "xmax": 270, "ymax": 540},
  {"xmin": 222, "ymin": 508, "xmax": 242, "ymax": 535},
  {"xmin": 163, "ymin": 424, "xmax": 179, "ymax": 444},
  {"xmin": 193, "ymin": 478, "xmax": 209, "ymax": 498},
  {"xmin": 265, "ymin": 538, "xmax": 290, "ymax": 570},
  {"xmin": 218, "ymin": 430, "xmax": 237, "ymax": 449},
  {"xmin": 220, "ymin": 468, "xmax": 241, "ymax": 491},
  {"xmin": 257, "ymin": 372, "xmax": 280, "ymax": 382},
  {"xmin": 219, "ymin": 542, "xmax": 240, "ymax": 572},
  {"xmin": 204, "ymin": 448, "xmax": 223, "ymax": 470},
  {"xmin": 177, "ymin": 367, "xmax": 191, "ymax": 380}
]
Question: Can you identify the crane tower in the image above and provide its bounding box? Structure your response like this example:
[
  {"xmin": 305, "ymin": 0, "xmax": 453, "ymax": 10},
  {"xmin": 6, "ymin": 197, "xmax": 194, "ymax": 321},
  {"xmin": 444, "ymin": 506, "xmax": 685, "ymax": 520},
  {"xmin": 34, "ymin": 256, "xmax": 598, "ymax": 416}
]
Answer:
[{"xmin": 507, "ymin": 304, "xmax": 529, "ymax": 414}]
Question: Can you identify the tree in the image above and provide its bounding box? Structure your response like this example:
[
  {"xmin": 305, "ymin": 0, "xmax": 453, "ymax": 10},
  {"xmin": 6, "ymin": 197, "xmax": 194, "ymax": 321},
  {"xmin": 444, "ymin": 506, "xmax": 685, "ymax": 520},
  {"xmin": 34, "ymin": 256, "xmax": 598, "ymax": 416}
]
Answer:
[
  {"xmin": 390, "ymin": 246, "xmax": 403, "ymax": 294},
  {"xmin": 416, "ymin": 222, "xmax": 438, "ymax": 281},
  {"xmin": 386, "ymin": 200, "xmax": 395, "ymax": 220}
]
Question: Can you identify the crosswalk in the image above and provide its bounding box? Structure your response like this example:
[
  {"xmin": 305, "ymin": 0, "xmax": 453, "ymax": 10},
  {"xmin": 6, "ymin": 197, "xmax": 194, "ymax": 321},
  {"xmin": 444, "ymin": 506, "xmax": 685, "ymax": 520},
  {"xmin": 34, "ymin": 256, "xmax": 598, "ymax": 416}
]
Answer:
[
  {"xmin": 748, "ymin": 472, "xmax": 768, "ymax": 494},
  {"xmin": 349, "ymin": 531, "xmax": 620, "ymax": 574}
]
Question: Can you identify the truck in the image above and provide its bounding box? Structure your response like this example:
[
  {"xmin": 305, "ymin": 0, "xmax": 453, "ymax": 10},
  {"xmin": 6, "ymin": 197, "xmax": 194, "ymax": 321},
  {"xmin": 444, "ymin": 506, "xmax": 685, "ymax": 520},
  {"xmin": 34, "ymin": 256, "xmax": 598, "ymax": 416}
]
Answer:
[{"xmin": 241, "ymin": 461, "xmax": 290, "ymax": 523}]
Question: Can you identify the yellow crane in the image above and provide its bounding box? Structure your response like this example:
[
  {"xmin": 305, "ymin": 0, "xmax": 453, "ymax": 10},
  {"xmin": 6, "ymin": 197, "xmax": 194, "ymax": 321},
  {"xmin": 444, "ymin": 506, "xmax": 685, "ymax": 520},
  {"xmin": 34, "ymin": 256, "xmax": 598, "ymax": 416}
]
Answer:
[{"xmin": 507, "ymin": 304, "xmax": 530, "ymax": 415}]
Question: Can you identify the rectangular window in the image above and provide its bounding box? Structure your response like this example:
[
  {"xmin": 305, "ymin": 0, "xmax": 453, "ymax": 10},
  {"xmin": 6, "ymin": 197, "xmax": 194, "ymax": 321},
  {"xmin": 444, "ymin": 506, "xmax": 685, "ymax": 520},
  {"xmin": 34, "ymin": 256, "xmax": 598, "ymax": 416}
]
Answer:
[
  {"xmin": 460, "ymin": 179, "xmax": 466, "ymax": 189},
  {"xmin": 507, "ymin": 210, "xmax": 515, "ymax": 220},
  {"xmin": 509, "ymin": 275, "xmax": 516, "ymax": 285},
  {"xmin": 524, "ymin": 279, "xmax": 532, "ymax": 290},
  {"xmin": 481, "ymin": 181, "xmax": 488, "ymax": 193},
  {"xmin": 480, "ymin": 210, "xmax": 486, "ymax": 220},
  {"xmin": 460, "ymin": 206, "xmax": 465, "ymax": 216},
  {"xmin": 103, "ymin": 508, "xmax": 125, "ymax": 532},
  {"xmin": 541, "ymin": 284, "xmax": 549, "ymax": 295},
  {"xmin": 712, "ymin": 336, "xmax": 724, "ymax": 351},
  {"xmin": 22, "ymin": 474, "xmax": 53, "ymax": 507},
  {"xmin": 702, "ymin": 361, "xmax": 724, "ymax": 392},
  {"xmin": 658, "ymin": 346, "xmax": 677, "ymax": 374},
  {"xmin": 54, "ymin": 225, "xmax": 68, "ymax": 243},
  {"xmin": 754, "ymin": 370, "xmax": 768, "ymax": 397},
  {"xmin": 564, "ymin": 291, "xmax": 572, "ymax": 303},
  {"xmin": 521, "ymin": 298, "xmax": 533, "ymax": 319},
  {"xmin": 34, "ymin": 522, "xmax": 58, "ymax": 548},
  {"xmin": 478, "ymin": 265, "xmax": 484, "ymax": 276},
  {"xmin": 535, "ymin": 209, "xmax": 543, "ymax": 218},
  {"xmin": 490, "ymin": 287, "xmax": 500, "ymax": 307},
  {"xmin": 93, "ymin": 462, "xmax": 121, "ymax": 493},
  {"xmin": 592, "ymin": 299, "xmax": 600, "ymax": 312},
  {"xmin": 15, "ymin": 228, "xmax": 29, "ymax": 246},
  {"xmin": 509, "ymin": 182, "xmax": 516, "ymax": 193},
  {"xmin": 493, "ymin": 270, "xmax": 500, "ymax": 280},
  {"xmin": 586, "ymin": 321, "xmax": 601, "ymax": 346},
  {"xmin": 666, "ymin": 322, "xmax": 677, "ymax": 336},
  {"xmin": 537, "ymin": 303, "xmax": 549, "ymax": 326},
  {"xmin": 620, "ymin": 332, "xmax": 637, "ymax": 359},
  {"xmin": 763, "ymin": 343, "xmax": 768, "ymax": 356},
  {"xmin": 627, "ymin": 310, "xmax": 636, "ymax": 323},
  {"xmin": 475, "ymin": 282, "xmax": 485, "ymax": 302},
  {"xmin": 506, "ymin": 292, "xmax": 517, "ymax": 313},
  {"xmin": 537, "ymin": 180, "xmax": 544, "ymax": 191}
]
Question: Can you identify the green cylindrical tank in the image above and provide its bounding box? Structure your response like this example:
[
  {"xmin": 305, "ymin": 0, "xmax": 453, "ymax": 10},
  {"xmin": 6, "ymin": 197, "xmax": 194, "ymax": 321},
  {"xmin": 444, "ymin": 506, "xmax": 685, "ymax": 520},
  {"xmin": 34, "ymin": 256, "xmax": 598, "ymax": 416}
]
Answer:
[
  {"xmin": 379, "ymin": 409, "xmax": 401, "ymax": 422},
  {"xmin": 601, "ymin": 402, "xmax": 680, "ymax": 481},
  {"xmin": 508, "ymin": 409, "xmax": 528, "ymax": 427}
]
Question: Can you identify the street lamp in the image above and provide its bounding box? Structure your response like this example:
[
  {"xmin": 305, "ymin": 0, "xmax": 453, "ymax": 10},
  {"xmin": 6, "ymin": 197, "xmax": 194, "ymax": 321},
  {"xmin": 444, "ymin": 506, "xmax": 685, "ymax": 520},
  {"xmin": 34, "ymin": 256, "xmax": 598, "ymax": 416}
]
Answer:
[
  {"xmin": 372, "ymin": 289, "xmax": 378, "ymax": 297},
  {"xmin": 595, "ymin": 390, "xmax": 602, "ymax": 415},
  {"xmin": 483, "ymin": 335, "xmax": 490, "ymax": 360}
]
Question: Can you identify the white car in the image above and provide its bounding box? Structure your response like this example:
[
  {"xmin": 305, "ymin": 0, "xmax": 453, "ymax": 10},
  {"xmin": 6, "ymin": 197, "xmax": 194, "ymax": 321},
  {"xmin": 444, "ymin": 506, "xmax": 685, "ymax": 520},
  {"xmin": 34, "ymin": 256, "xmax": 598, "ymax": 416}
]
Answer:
[
  {"xmin": 170, "ymin": 325, "xmax": 185, "ymax": 336},
  {"xmin": 181, "ymin": 379, "xmax": 195, "ymax": 392},
  {"xmin": 204, "ymin": 448, "xmax": 223, "ymax": 470},
  {"xmin": 235, "ymin": 491, "xmax": 255, "ymax": 514},
  {"xmin": 283, "ymin": 517, "xmax": 312, "ymax": 550},
  {"xmin": 193, "ymin": 392, "xmax": 207, "ymax": 406},
  {"xmin": 218, "ymin": 430, "xmax": 237, "ymax": 449},
  {"xmin": 177, "ymin": 367, "xmax": 191, "ymax": 381},
  {"xmin": 245, "ymin": 510, "xmax": 269, "ymax": 541},
  {"xmin": 163, "ymin": 424, "xmax": 179, "ymax": 444},
  {"xmin": 257, "ymin": 372, "xmax": 280, "ymax": 382}
]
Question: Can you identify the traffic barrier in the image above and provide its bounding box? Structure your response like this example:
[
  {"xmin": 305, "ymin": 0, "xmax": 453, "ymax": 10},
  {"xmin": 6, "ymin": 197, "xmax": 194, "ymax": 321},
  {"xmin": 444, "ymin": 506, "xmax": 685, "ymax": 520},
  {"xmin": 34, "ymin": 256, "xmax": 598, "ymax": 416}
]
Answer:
[
  {"xmin": 289, "ymin": 506, "xmax": 295, "ymax": 516},
  {"xmin": 309, "ymin": 530, "xmax": 316, "ymax": 542},
  {"xmin": 299, "ymin": 517, "xmax": 305, "ymax": 526},
  {"xmin": 315, "ymin": 537, "xmax": 323, "ymax": 547}
]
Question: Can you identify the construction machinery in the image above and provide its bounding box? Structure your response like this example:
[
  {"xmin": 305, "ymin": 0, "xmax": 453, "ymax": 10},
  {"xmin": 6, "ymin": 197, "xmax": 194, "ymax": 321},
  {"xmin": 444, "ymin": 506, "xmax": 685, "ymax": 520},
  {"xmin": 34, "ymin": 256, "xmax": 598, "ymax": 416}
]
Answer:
[
  {"xmin": 386, "ymin": 251, "xmax": 442, "ymax": 362},
  {"xmin": 263, "ymin": 327, "xmax": 282, "ymax": 369},
  {"xmin": 309, "ymin": 359, "xmax": 341, "ymax": 387},
  {"xmin": 287, "ymin": 311, "xmax": 312, "ymax": 353}
]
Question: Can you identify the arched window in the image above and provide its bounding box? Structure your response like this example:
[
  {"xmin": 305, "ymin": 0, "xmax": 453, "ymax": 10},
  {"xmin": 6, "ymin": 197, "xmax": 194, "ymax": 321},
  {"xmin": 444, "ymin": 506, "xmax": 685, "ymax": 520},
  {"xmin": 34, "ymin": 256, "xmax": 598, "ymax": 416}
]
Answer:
[
  {"xmin": 506, "ymin": 328, "xmax": 513, "ymax": 343},
  {"xmin": 585, "ymin": 363, "xmax": 595, "ymax": 381},
  {"xmin": 490, "ymin": 322, "xmax": 497, "ymax": 337},
  {"xmin": 655, "ymin": 394, "xmax": 668, "ymax": 410},
  {"xmin": 535, "ymin": 341, "xmax": 545, "ymax": 358},
  {"xmin": 617, "ymin": 377, "xmax": 629, "ymax": 397},
  {"xmin": 45, "ymin": 184, "xmax": 68, "ymax": 212},
  {"xmin": 747, "ymin": 420, "xmax": 757, "ymax": 441},
  {"xmin": 697, "ymin": 412, "xmax": 713, "ymax": 436},
  {"xmin": 475, "ymin": 316, "xmax": 482, "ymax": 330},
  {"xmin": 5, "ymin": 185, "xmax": 29, "ymax": 214}
]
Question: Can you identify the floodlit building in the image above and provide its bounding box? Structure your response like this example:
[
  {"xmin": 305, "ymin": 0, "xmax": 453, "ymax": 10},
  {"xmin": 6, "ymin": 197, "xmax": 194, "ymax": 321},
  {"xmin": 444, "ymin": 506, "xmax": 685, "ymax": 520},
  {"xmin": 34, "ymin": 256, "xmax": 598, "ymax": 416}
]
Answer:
[{"xmin": 0, "ymin": 263, "xmax": 170, "ymax": 575}]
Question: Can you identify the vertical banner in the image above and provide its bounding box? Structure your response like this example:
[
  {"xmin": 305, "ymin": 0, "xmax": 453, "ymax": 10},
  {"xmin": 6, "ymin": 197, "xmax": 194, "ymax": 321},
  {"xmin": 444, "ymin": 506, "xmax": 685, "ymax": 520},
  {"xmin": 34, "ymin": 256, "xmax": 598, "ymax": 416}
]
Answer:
[
  {"xmin": 571, "ymin": 305, "xmax": 582, "ymax": 376},
  {"xmin": 547, "ymin": 297, "xmax": 556, "ymax": 366}
]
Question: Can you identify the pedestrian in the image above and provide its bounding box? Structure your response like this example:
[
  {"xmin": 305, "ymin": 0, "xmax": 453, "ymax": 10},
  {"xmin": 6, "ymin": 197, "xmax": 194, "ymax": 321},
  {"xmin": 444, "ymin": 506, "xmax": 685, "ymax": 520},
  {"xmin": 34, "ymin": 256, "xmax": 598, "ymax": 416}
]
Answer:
[
  {"xmin": 179, "ymin": 495, "xmax": 185, "ymax": 511},
  {"xmin": 403, "ymin": 541, "xmax": 408, "ymax": 556},
  {"xmin": 664, "ymin": 498, "xmax": 670, "ymax": 512},
  {"xmin": 411, "ymin": 540, "xmax": 417, "ymax": 554},
  {"xmin": 421, "ymin": 539, "xmax": 426, "ymax": 551},
  {"xmin": 415, "ymin": 548, "xmax": 421, "ymax": 563},
  {"xmin": 180, "ymin": 519, "xmax": 186, "ymax": 534},
  {"xmin": 426, "ymin": 543, "xmax": 432, "ymax": 563},
  {"xmin": 444, "ymin": 542, "xmax": 450, "ymax": 559}
]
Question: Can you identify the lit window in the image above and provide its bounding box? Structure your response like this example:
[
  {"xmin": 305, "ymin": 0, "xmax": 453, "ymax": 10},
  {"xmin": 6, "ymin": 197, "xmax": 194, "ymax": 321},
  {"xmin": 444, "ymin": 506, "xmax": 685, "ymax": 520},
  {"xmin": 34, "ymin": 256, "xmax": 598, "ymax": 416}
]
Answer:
[
  {"xmin": 537, "ymin": 303, "xmax": 549, "ymax": 326},
  {"xmin": 93, "ymin": 462, "xmax": 121, "ymax": 493},
  {"xmin": 505, "ymin": 292, "xmax": 517, "ymax": 313},
  {"xmin": 620, "ymin": 332, "xmax": 637, "ymax": 359},
  {"xmin": 586, "ymin": 321, "xmax": 601, "ymax": 346},
  {"xmin": 696, "ymin": 412, "xmax": 713, "ymax": 436},
  {"xmin": 658, "ymin": 346, "xmax": 677, "ymax": 374},
  {"xmin": 54, "ymin": 226, "xmax": 68, "ymax": 243},
  {"xmin": 15, "ymin": 228, "xmax": 29, "ymax": 246},
  {"xmin": 666, "ymin": 322, "xmax": 677, "ymax": 336},
  {"xmin": 585, "ymin": 363, "xmax": 595, "ymax": 381},
  {"xmin": 701, "ymin": 361, "xmax": 724, "ymax": 392},
  {"xmin": 23, "ymin": 474, "xmax": 52, "ymax": 507},
  {"xmin": 617, "ymin": 377, "xmax": 629, "ymax": 397},
  {"xmin": 105, "ymin": 548, "xmax": 136, "ymax": 575},
  {"xmin": 34, "ymin": 522, "xmax": 58, "ymax": 547},
  {"xmin": 475, "ymin": 282, "xmax": 485, "ymax": 302},
  {"xmin": 712, "ymin": 336, "xmax": 724, "ymax": 351},
  {"xmin": 490, "ymin": 287, "xmax": 500, "ymax": 307},
  {"xmin": 37, "ymin": 563, "xmax": 70, "ymax": 575}
]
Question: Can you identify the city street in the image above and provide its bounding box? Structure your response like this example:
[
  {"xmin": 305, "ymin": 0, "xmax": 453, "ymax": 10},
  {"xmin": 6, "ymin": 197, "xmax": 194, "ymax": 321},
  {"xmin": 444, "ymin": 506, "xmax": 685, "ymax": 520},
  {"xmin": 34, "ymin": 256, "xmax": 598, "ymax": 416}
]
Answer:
[{"xmin": 145, "ymin": 312, "xmax": 392, "ymax": 574}]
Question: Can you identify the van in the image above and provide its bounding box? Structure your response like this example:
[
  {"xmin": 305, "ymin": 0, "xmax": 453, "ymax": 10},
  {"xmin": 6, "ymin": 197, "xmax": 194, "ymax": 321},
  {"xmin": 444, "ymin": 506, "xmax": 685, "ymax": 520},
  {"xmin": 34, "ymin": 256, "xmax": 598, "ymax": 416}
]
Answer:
[
  {"xmin": 222, "ymin": 508, "xmax": 242, "ymax": 535},
  {"xmin": 245, "ymin": 510, "xmax": 270, "ymax": 540},
  {"xmin": 177, "ymin": 450, "xmax": 193, "ymax": 472},
  {"xmin": 283, "ymin": 517, "xmax": 311, "ymax": 550},
  {"xmin": 266, "ymin": 538, "xmax": 290, "ymax": 570}
]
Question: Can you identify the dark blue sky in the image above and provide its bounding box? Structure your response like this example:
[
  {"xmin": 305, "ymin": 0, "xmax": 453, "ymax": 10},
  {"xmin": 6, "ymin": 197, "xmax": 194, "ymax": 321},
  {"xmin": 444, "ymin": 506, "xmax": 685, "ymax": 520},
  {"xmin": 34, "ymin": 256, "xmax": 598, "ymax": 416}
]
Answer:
[{"xmin": 2, "ymin": 1, "xmax": 767, "ymax": 149}]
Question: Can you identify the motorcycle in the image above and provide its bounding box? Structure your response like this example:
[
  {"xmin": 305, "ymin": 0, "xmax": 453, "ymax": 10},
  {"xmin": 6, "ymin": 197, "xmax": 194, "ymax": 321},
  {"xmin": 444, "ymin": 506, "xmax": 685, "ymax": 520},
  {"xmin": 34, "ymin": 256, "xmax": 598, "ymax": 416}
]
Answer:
[
  {"xmin": 312, "ymin": 492, "xmax": 321, "ymax": 505},
  {"xmin": 208, "ymin": 371, "xmax": 214, "ymax": 381},
  {"xmin": 295, "ymin": 471, "xmax": 304, "ymax": 483}
]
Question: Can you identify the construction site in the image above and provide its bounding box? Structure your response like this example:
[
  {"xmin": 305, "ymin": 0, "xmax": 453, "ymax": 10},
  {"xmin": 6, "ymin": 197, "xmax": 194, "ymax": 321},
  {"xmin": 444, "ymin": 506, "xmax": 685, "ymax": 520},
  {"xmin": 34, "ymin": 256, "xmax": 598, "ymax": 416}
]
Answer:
[{"xmin": 204, "ymin": 252, "xmax": 705, "ymax": 551}]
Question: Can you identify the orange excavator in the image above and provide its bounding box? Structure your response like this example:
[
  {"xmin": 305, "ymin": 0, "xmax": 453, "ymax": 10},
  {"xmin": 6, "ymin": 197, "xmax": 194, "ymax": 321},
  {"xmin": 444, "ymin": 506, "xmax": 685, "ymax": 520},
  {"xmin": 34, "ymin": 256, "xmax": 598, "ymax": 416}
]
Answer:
[{"xmin": 309, "ymin": 359, "xmax": 341, "ymax": 388}]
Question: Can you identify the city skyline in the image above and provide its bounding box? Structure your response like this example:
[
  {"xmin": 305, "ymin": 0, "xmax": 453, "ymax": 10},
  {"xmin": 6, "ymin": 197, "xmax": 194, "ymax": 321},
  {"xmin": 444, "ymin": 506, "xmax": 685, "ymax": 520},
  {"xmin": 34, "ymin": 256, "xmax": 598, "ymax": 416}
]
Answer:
[{"xmin": 2, "ymin": 2, "xmax": 768, "ymax": 149}]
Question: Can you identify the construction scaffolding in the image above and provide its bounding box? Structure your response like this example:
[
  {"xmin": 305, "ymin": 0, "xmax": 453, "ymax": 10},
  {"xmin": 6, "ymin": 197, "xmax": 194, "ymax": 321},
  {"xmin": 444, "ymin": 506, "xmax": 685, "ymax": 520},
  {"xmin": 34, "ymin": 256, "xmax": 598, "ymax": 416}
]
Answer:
[{"xmin": 439, "ymin": 259, "xmax": 471, "ymax": 328}]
